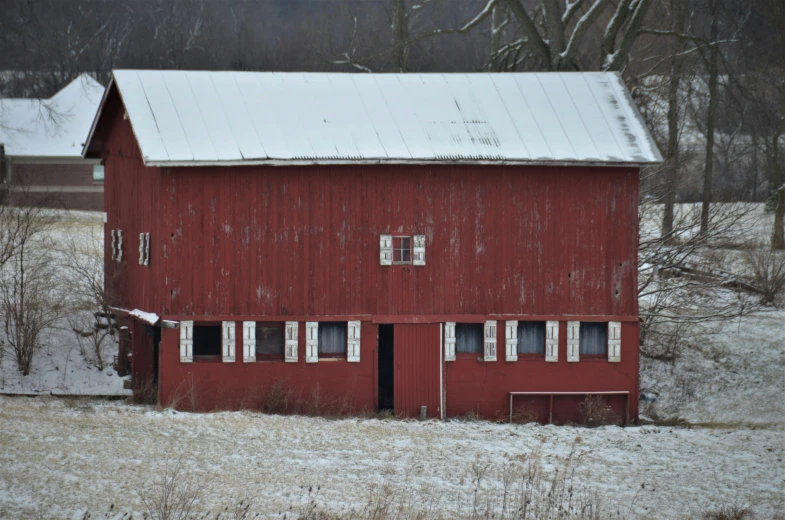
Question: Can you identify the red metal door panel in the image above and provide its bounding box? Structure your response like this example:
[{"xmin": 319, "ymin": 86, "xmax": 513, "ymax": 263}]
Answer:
[{"xmin": 394, "ymin": 323, "xmax": 441, "ymax": 418}]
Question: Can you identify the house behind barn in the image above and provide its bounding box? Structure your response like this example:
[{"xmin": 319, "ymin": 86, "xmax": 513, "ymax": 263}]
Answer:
[
  {"xmin": 84, "ymin": 70, "xmax": 661, "ymax": 423},
  {"xmin": 1, "ymin": 74, "xmax": 105, "ymax": 211}
]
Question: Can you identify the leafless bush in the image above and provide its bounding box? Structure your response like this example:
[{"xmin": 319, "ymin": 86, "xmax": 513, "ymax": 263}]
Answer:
[
  {"xmin": 166, "ymin": 373, "xmax": 201, "ymax": 411},
  {"xmin": 702, "ymin": 505, "xmax": 756, "ymax": 520},
  {"xmin": 137, "ymin": 460, "xmax": 203, "ymax": 520},
  {"xmin": 62, "ymin": 227, "xmax": 122, "ymax": 370},
  {"xmin": 262, "ymin": 378, "xmax": 295, "ymax": 414},
  {"xmin": 743, "ymin": 244, "xmax": 785, "ymax": 305},
  {"xmin": 1, "ymin": 238, "xmax": 67, "ymax": 375},
  {"xmin": 578, "ymin": 396, "xmax": 615, "ymax": 427},
  {"xmin": 130, "ymin": 376, "xmax": 159, "ymax": 406}
]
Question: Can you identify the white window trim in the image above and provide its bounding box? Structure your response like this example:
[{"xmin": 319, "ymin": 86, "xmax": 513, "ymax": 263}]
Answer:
[
  {"xmin": 285, "ymin": 321, "xmax": 299, "ymax": 362},
  {"xmin": 413, "ymin": 235, "xmax": 426, "ymax": 266},
  {"xmin": 444, "ymin": 322, "xmax": 456, "ymax": 362},
  {"xmin": 222, "ymin": 321, "xmax": 236, "ymax": 362},
  {"xmin": 242, "ymin": 321, "xmax": 256, "ymax": 363},
  {"xmin": 305, "ymin": 322, "xmax": 319, "ymax": 363},
  {"xmin": 380, "ymin": 234, "xmax": 392, "ymax": 266},
  {"xmin": 505, "ymin": 320, "xmax": 518, "ymax": 361},
  {"xmin": 484, "ymin": 320, "xmax": 497, "ymax": 362},
  {"xmin": 567, "ymin": 321, "xmax": 580, "ymax": 362},
  {"xmin": 180, "ymin": 320, "xmax": 193, "ymax": 363},
  {"xmin": 347, "ymin": 320, "xmax": 361, "ymax": 362},
  {"xmin": 608, "ymin": 321, "xmax": 622, "ymax": 362},
  {"xmin": 545, "ymin": 320, "xmax": 559, "ymax": 362}
]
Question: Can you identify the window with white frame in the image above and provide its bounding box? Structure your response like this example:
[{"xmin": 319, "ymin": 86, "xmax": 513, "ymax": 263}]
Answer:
[
  {"xmin": 455, "ymin": 323, "xmax": 484, "ymax": 354},
  {"xmin": 192, "ymin": 324, "xmax": 222, "ymax": 359},
  {"xmin": 518, "ymin": 321, "xmax": 546, "ymax": 355},
  {"xmin": 256, "ymin": 322, "xmax": 285, "ymax": 360},
  {"xmin": 380, "ymin": 234, "xmax": 425, "ymax": 266},
  {"xmin": 93, "ymin": 164, "xmax": 105, "ymax": 184},
  {"xmin": 110, "ymin": 229, "xmax": 124, "ymax": 262},
  {"xmin": 138, "ymin": 232, "xmax": 150, "ymax": 266},
  {"xmin": 318, "ymin": 322, "xmax": 347, "ymax": 358},
  {"xmin": 579, "ymin": 322, "xmax": 607, "ymax": 356}
]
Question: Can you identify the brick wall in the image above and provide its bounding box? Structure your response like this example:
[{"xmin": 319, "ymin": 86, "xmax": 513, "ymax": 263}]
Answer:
[{"xmin": 9, "ymin": 162, "xmax": 104, "ymax": 212}]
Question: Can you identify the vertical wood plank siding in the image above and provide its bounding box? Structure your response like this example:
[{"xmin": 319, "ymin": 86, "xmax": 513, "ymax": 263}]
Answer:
[
  {"xmin": 394, "ymin": 324, "xmax": 442, "ymax": 418},
  {"xmin": 101, "ymin": 93, "xmax": 640, "ymax": 420}
]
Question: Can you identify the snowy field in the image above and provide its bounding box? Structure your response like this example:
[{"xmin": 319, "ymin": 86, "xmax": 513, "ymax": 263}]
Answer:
[
  {"xmin": 0, "ymin": 396, "xmax": 783, "ymax": 519},
  {"xmin": 0, "ymin": 207, "xmax": 783, "ymax": 519}
]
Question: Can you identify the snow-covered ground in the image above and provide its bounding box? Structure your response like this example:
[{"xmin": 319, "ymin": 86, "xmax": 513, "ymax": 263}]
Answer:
[
  {"xmin": 0, "ymin": 396, "xmax": 783, "ymax": 519},
  {"xmin": 0, "ymin": 206, "xmax": 782, "ymax": 519}
]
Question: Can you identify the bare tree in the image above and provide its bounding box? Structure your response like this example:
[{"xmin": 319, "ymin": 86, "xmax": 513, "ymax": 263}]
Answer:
[
  {"xmin": 1, "ymin": 230, "xmax": 66, "ymax": 375},
  {"xmin": 448, "ymin": 0, "xmax": 652, "ymax": 72},
  {"xmin": 62, "ymin": 227, "xmax": 120, "ymax": 371}
]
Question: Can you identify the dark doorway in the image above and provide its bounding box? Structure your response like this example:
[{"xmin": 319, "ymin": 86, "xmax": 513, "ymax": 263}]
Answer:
[
  {"xmin": 378, "ymin": 324, "xmax": 394, "ymax": 411},
  {"xmin": 152, "ymin": 326, "xmax": 161, "ymax": 386}
]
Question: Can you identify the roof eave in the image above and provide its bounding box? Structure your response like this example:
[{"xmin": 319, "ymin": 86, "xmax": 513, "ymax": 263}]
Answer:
[
  {"xmin": 80, "ymin": 75, "xmax": 115, "ymax": 158},
  {"xmin": 144, "ymin": 158, "xmax": 662, "ymax": 168}
]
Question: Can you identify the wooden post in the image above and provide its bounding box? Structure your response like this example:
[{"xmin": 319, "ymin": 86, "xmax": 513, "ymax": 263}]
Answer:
[{"xmin": 549, "ymin": 394, "xmax": 554, "ymax": 424}]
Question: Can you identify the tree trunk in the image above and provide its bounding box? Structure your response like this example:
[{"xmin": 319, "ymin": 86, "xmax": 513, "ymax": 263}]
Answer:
[
  {"xmin": 700, "ymin": 2, "xmax": 719, "ymax": 235},
  {"xmin": 661, "ymin": 0, "xmax": 684, "ymax": 240},
  {"xmin": 392, "ymin": 0, "xmax": 410, "ymax": 73},
  {"xmin": 771, "ymin": 77, "xmax": 785, "ymax": 249},
  {"xmin": 774, "ymin": 180, "xmax": 785, "ymax": 249}
]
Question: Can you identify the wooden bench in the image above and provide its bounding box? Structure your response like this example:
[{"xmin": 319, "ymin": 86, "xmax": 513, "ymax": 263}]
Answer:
[{"xmin": 509, "ymin": 391, "xmax": 630, "ymax": 425}]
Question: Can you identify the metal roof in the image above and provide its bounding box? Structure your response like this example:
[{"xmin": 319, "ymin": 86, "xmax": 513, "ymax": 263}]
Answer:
[
  {"xmin": 1, "ymin": 74, "xmax": 104, "ymax": 159},
  {"xmin": 93, "ymin": 70, "xmax": 662, "ymax": 167}
]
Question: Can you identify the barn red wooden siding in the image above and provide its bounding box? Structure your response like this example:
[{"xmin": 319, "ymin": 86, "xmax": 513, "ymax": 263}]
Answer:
[
  {"xmin": 99, "ymin": 90, "xmax": 641, "ymax": 421},
  {"xmin": 393, "ymin": 323, "xmax": 442, "ymax": 418}
]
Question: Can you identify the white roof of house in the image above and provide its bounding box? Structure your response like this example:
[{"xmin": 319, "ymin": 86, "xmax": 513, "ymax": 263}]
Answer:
[
  {"xmin": 94, "ymin": 70, "xmax": 661, "ymax": 167},
  {"xmin": 1, "ymin": 74, "xmax": 105, "ymax": 159}
]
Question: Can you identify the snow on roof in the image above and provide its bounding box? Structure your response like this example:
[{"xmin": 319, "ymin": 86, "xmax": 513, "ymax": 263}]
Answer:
[
  {"xmin": 96, "ymin": 70, "xmax": 662, "ymax": 166},
  {"xmin": 0, "ymin": 74, "xmax": 105, "ymax": 159}
]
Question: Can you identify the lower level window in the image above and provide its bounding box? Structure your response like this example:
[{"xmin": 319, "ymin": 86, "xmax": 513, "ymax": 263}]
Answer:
[
  {"xmin": 319, "ymin": 322, "xmax": 346, "ymax": 358},
  {"xmin": 580, "ymin": 322, "xmax": 607, "ymax": 355},
  {"xmin": 518, "ymin": 321, "xmax": 545, "ymax": 355},
  {"xmin": 456, "ymin": 323, "xmax": 483, "ymax": 354},
  {"xmin": 256, "ymin": 322, "xmax": 284, "ymax": 360},
  {"xmin": 193, "ymin": 324, "xmax": 221, "ymax": 358}
]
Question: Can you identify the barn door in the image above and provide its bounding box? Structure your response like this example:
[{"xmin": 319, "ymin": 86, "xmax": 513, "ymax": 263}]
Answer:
[{"xmin": 393, "ymin": 323, "xmax": 442, "ymax": 419}]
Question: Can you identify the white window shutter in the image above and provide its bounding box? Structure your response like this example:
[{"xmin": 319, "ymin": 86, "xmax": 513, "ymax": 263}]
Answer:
[
  {"xmin": 545, "ymin": 320, "xmax": 559, "ymax": 362},
  {"xmin": 111, "ymin": 229, "xmax": 117, "ymax": 261},
  {"xmin": 413, "ymin": 235, "xmax": 426, "ymax": 266},
  {"xmin": 380, "ymin": 234, "xmax": 392, "ymax": 266},
  {"xmin": 144, "ymin": 232, "xmax": 150, "ymax": 266},
  {"xmin": 567, "ymin": 321, "xmax": 580, "ymax": 362},
  {"xmin": 608, "ymin": 321, "xmax": 622, "ymax": 362},
  {"xmin": 505, "ymin": 320, "xmax": 518, "ymax": 361},
  {"xmin": 222, "ymin": 321, "xmax": 236, "ymax": 362},
  {"xmin": 242, "ymin": 321, "xmax": 256, "ymax": 363},
  {"xmin": 347, "ymin": 321, "xmax": 361, "ymax": 362},
  {"xmin": 444, "ymin": 322, "xmax": 456, "ymax": 362},
  {"xmin": 138, "ymin": 233, "xmax": 145, "ymax": 265},
  {"xmin": 180, "ymin": 320, "xmax": 193, "ymax": 363},
  {"xmin": 117, "ymin": 230, "xmax": 123, "ymax": 262},
  {"xmin": 285, "ymin": 321, "xmax": 299, "ymax": 362},
  {"xmin": 305, "ymin": 322, "xmax": 319, "ymax": 363},
  {"xmin": 484, "ymin": 320, "xmax": 497, "ymax": 362}
]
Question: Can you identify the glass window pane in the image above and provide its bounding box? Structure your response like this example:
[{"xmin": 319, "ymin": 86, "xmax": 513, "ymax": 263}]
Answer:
[
  {"xmin": 319, "ymin": 322, "xmax": 346, "ymax": 354},
  {"xmin": 93, "ymin": 164, "xmax": 105, "ymax": 184},
  {"xmin": 256, "ymin": 322, "xmax": 284, "ymax": 356},
  {"xmin": 456, "ymin": 323, "xmax": 483, "ymax": 353},
  {"xmin": 518, "ymin": 321, "xmax": 545, "ymax": 354},
  {"xmin": 393, "ymin": 249, "xmax": 402, "ymax": 262},
  {"xmin": 579, "ymin": 322, "xmax": 607, "ymax": 355},
  {"xmin": 401, "ymin": 237, "xmax": 411, "ymax": 249},
  {"xmin": 402, "ymin": 249, "xmax": 410, "ymax": 262}
]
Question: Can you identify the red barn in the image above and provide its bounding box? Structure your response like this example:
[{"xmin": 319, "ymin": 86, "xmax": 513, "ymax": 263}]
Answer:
[{"xmin": 84, "ymin": 70, "xmax": 661, "ymax": 423}]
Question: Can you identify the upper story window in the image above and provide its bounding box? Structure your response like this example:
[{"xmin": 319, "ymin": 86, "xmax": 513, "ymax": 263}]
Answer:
[
  {"xmin": 455, "ymin": 323, "xmax": 484, "ymax": 354},
  {"xmin": 380, "ymin": 234, "xmax": 425, "ymax": 266},
  {"xmin": 518, "ymin": 321, "xmax": 546, "ymax": 355},
  {"xmin": 393, "ymin": 236, "xmax": 411, "ymax": 264},
  {"xmin": 256, "ymin": 322, "xmax": 285, "ymax": 360}
]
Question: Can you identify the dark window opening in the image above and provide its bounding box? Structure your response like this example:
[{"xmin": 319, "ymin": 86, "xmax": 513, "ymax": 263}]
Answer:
[
  {"xmin": 256, "ymin": 322, "xmax": 284, "ymax": 360},
  {"xmin": 392, "ymin": 236, "xmax": 411, "ymax": 264},
  {"xmin": 518, "ymin": 321, "xmax": 545, "ymax": 355},
  {"xmin": 378, "ymin": 324, "xmax": 394, "ymax": 411},
  {"xmin": 456, "ymin": 323, "xmax": 483, "ymax": 354},
  {"xmin": 193, "ymin": 324, "xmax": 221, "ymax": 358},
  {"xmin": 580, "ymin": 322, "xmax": 607, "ymax": 356},
  {"xmin": 319, "ymin": 322, "xmax": 347, "ymax": 357}
]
